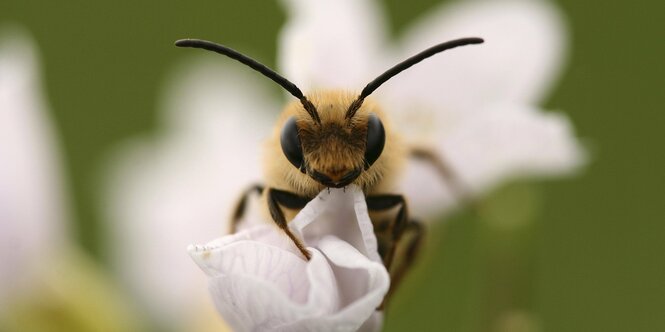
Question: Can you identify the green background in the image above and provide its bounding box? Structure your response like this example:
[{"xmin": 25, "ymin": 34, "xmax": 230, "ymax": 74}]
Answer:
[{"xmin": 2, "ymin": 0, "xmax": 664, "ymax": 331}]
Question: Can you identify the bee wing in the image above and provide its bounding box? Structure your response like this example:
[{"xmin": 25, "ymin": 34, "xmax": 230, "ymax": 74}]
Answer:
[{"xmin": 101, "ymin": 59, "xmax": 277, "ymax": 322}]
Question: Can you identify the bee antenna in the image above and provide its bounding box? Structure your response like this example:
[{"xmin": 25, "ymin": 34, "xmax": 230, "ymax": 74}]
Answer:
[
  {"xmin": 346, "ymin": 37, "xmax": 484, "ymax": 119},
  {"xmin": 175, "ymin": 39, "xmax": 321, "ymax": 124}
]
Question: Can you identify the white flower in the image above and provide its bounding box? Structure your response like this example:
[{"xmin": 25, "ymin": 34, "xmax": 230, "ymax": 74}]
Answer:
[
  {"xmin": 0, "ymin": 27, "xmax": 149, "ymax": 332},
  {"xmin": 188, "ymin": 186, "xmax": 388, "ymax": 331},
  {"xmin": 278, "ymin": 0, "xmax": 585, "ymax": 217},
  {"xmin": 101, "ymin": 61, "xmax": 275, "ymax": 328},
  {"xmin": 0, "ymin": 26, "xmax": 70, "ymax": 309},
  {"xmin": 102, "ymin": 0, "xmax": 584, "ymax": 327}
]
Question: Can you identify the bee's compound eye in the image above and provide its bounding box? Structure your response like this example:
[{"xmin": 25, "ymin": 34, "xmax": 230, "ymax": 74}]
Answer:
[
  {"xmin": 364, "ymin": 114, "xmax": 385, "ymax": 169},
  {"xmin": 280, "ymin": 116, "xmax": 305, "ymax": 173}
]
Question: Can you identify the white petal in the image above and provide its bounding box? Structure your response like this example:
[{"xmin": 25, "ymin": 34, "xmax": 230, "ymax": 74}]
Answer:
[
  {"xmin": 384, "ymin": 0, "xmax": 567, "ymax": 117},
  {"xmin": 307, "ymin": 236, "xmax": 387, "ymax": 331},
  {"xmin": 402, "ymin": 103, "xmax": 586, "ymax": 218},
  {"xmin": 0, "ymin": 27, "xmax": 69, "ymax": 305},
  {"xmin": 400, "ymin": 158, "xmax": 459, "ymax": 219},
  {"xmin": 189, "ymin": 226, "xmax": 388, "ymax": 332},
  {"xmin": 289, "ymin": 185, "xmax": 382, "ymax": 263},
  {"xmin": 278, "ymin": 0, "xmax": 389, "ymax": 91},
  {"xmin": 358, "ymin": 311, "xmax": 384, "ymax": 332},
  {"xmin": 442, "ymin": 104, "xmax": 585, "ymax": 189},
  {"xmin": 102, "ymin": 59, "xmax": 278, "ymax": 324}
]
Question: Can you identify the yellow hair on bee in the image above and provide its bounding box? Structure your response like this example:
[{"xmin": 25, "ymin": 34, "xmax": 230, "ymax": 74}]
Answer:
[{"xmin": 263, "ymin": 90, "xmax": 406, "ymax": 198}]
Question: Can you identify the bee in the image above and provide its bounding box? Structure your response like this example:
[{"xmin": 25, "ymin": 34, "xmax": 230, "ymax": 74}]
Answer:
[{"xmin": 175, "ymin": 37, "xmax": 483, "ymax": 297}]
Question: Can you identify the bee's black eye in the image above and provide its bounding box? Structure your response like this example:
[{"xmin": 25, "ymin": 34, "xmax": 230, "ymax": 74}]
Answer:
[
  {"xmin": 280, "ymin": 116, "xmax": 306, "ymax": 173},
  {"xmin": 364, "ymin": 114, "xmax": 385, "ymax": 169}
]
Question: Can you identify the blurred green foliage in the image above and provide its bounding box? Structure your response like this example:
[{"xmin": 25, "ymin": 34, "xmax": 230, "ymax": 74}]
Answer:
[{"xmin": 2, "ymin": 0, "xmax": 664, "ymax": 331}]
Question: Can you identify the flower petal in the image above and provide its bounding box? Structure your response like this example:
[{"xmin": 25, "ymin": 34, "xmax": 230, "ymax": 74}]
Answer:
[
  {"xmin": 442, "ymin": 104, "xmax": 585, "ymax": 189},
  {"xmin": 189, "ymin": 226, "xmax": 388, "ymax": 332},
  {"xmin": 307, "ymin": 236, "xmax": 388, "ymax": 331},
  {"xmin": 289, "ymin": 185, "xmax": 381, "ymax": 263},
  {"xmin": 189, "ymin": 227, "xmax": 319, "ymax": 303},
  {"xmin": 402, "ymin": 103, "xmax": 586, "ymax": 218},
  {"xmin": 384, "ymin": 0, "xmax": 567, "ymax": 116},
  {"xmin": 278, "ymin": 0, "xmax": 389, "ymax": 91},
  {"xmin": 102, "ymin": 59, "xmax": 277, "ymax": 324},
  {"xmin": 0, "ymin": 26, "xmax": 69, "ymax": 305}
]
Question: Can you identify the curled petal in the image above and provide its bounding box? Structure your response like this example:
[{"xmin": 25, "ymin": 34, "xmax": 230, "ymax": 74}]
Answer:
[
  {"xmin": 189, "ymin": 186, "xmax": 388, "ymax": 331},
  {"xmin": 189, "ymin": 229, "xmax": 389, "ymax": 331},
  {"xmin": 289, "ymin": 185, "xmax": 382, "ymax": 263}
]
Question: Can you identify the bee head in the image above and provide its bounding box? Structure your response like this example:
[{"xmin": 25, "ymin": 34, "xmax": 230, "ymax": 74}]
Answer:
[
  {"xmin": 175, "ymin": 37, "xmax": 483, "ymax": 191},
  {"xmin": 280, "ymin": 92, "xmax": 385, "ymax": 188}
]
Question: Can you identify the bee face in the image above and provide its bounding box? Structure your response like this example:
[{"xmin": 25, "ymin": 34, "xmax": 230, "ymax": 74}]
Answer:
[
  {"xmin": 280, "ymin": 91, "xmax": 386, "ymax": 188},
  {"xmin": 176, "ymin": 37, "xmax": 482, "ymax": 195}
]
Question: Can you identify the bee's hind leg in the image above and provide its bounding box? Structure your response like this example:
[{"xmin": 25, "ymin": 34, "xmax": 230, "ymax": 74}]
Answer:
[
  {"xmin": 367, "ymin": 194, "xmax": 425, "ymax": 307},
  {"xmin": 229, "ymin": 184, "xmax": 264, "ymax": 234},
  {"xmin": 384, "ymin": 220, "xmax": 424, "ymax": 303},
  {"xmin": 410, "ymin": 147, "xmax": 473, "ymax": 202},
  {"xmin": 366, "ymin": 194, "xmax": 410, "ymax": 270}
]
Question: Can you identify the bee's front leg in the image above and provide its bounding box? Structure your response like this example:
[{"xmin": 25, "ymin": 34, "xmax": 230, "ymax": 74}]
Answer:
[{"xmin": 266, "ymin": 187, "xmax": 312, "ymax": 260}]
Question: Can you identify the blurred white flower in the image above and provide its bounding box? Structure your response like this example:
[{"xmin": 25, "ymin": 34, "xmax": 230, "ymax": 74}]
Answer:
[
  {"xmin": 102, "ymin": 0, "xmax": 584, "ymax": 328},
  {"xmin": 0, "ymin": 26, "xmax": 70, "ymax": 309},
  {"xmin": 102, "ymin": 61, "xmax": 274, "ymax": 329},
  {"xmin": 279, "ymin": 0, "xmax": 585, "ymax": 217},
  {"xmin": 189, "ymin": 186, "xmax": 388, "ymax": 331},
  {"xmin": 0, "ymin": 25, "xmax": 148, "ymax": 332}
]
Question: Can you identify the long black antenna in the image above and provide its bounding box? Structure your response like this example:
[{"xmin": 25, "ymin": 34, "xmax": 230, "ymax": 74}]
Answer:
[
  {"xmin": 346, "ymin": 37, "xmax": 484, "ymax": 119},
  {"xmin": 175, "ymin": 39, "xmax": 320, "ymax": 123}
]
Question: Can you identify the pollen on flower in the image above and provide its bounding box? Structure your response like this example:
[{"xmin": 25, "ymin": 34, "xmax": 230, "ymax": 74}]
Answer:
[{"xmin": 187, "ymin": 244, "xmax": 213, "ymax": 255}]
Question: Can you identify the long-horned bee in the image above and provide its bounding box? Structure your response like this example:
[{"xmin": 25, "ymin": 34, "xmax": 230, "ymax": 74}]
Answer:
[{"xmin": 175, "ymin": 37, "xmax": 482, "ymax": 295}]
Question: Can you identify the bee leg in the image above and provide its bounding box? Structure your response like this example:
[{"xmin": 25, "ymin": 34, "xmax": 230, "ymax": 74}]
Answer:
[
  {"xmin": 410, "ymin": 147, "xmax": 473, "ymax": 202},
  {"xmin": 266, "ymin": 188, "xmax": 312, "ymax": 260},
  {"xmin": 367, "ymin": 195, "xmax": 427, "ymax": 308},
  {"xmin": 366, "ymin": 194, "xmax": 410, "ymax": 270},
  {"xmin": 383, "ymin": 220, "xmax": 424, "ymax": 303},
  {"xmin": 229, "ymin": 184, "xmax": 264, "ymax": 234}
]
